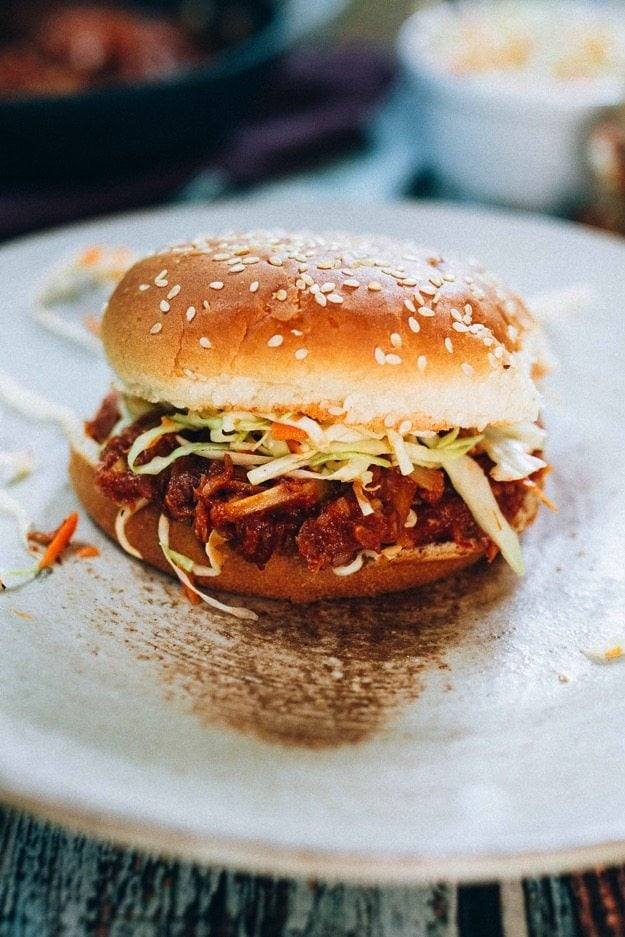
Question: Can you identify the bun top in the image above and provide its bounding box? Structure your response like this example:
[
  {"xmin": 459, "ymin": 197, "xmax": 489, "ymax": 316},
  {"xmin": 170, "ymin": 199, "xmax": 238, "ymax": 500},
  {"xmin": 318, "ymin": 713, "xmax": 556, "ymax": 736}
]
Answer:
[{"xmin": 101, "ymin": 229, "xmax": 544, "ymax": 430}]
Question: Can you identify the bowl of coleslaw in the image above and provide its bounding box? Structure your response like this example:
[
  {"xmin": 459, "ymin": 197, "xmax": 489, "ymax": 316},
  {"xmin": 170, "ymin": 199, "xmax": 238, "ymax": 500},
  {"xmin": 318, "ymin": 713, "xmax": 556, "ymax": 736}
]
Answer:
[{"xmin": 398, "ymin": 0, "xmax": 625, "ymax": 212}]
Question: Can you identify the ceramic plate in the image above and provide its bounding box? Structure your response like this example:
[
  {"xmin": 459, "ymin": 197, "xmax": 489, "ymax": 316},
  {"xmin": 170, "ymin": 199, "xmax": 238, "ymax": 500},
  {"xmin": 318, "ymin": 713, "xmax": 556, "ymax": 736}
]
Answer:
[{"xmin": 1, "ymin": 201, "xmax": 624, "ymax": 883}]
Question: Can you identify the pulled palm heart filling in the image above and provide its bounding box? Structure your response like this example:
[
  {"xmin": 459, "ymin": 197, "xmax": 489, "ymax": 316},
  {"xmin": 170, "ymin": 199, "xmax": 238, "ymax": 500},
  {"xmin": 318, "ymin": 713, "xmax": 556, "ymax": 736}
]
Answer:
[{"xmin": 86, "ymin": 390, "xmax": 547, "ymax": 579}]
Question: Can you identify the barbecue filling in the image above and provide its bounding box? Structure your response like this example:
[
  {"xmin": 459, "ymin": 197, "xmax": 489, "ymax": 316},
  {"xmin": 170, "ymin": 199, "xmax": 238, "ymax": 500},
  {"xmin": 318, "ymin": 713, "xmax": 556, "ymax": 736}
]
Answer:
[{"xmin": 86, "ymin": 391, "xmax": 547, "ymax": 577}]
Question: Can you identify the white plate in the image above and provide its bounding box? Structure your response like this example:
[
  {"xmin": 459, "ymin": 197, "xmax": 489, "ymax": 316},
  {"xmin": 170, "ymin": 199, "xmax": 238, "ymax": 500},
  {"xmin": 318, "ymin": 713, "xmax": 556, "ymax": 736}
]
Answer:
[{"xmin": 1, "ymin": 200, "xmax": 624, "ymax": 884}]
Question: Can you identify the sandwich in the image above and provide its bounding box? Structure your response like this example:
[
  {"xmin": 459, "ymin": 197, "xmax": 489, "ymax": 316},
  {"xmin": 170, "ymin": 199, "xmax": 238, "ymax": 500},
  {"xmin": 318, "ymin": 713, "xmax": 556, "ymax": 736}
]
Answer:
[{"xmin": 70, "ymin": 229, "xmax": 549, "ymax": 615}]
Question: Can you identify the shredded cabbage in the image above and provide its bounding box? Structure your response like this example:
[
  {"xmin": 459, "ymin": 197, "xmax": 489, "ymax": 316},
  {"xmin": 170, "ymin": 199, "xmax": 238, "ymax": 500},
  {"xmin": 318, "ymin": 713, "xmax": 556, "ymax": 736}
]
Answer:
[
  {"xmin": 481, "ymin": 423, "xmax": 547, "ymax": 481},
  {"xmin": 157, "ymin": 515, "xmax": 257, "ymax": 620},
  {"xmin": 114, "ymin": 500, "xmax": 148, "ymax": 559},
  {"xmin": 114, "ymin": 404, "xmax": 545, "ymax": 575},
  {"xmin": 444, "ymin": 455, "xmax": 525, "ymax": 575}
]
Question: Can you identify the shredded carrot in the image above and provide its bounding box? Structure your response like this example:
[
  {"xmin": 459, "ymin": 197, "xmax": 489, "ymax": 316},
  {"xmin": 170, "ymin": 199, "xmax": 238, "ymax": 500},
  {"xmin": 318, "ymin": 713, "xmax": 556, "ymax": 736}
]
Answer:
[
  {"xmin": 80, "ymin": 245, "xmax": 104, "ymax": 266},
  {"xmin": 76, "ymin": 544, "xmax": 100, "ymax": 559},
  {"xmin": 28, "ymin": 530, "xmax": 54, "ymax": 546},
  {"xmin": 182, "ymin": 584, "xmax": 201, "ymax": 605},
  {"xmin": 38, "ymin": 512, "xmax": 79, "ymax": 570},
  {"xmin": 271, "ymin": 422, "xmax": 308, "ymax": 442},
  {"xmin": 83, "ymin": 314, "xmax": 102, "ymax": 337},
  {"xmin": 522, "ymin": 478, "xmax": 559, "ymax": 512}
]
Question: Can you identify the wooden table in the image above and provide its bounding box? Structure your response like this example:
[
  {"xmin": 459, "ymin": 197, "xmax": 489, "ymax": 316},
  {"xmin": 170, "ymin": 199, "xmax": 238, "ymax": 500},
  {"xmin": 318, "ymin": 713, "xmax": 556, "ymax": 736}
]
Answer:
[{"xmin": 1, "ymin": 804, "xmax": 624, "ymax": 936}]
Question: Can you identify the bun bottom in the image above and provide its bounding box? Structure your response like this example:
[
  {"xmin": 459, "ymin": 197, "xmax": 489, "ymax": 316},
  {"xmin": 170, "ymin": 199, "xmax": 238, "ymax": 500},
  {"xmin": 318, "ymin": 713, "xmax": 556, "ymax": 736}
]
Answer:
[{"xmin": 69, "ymin": 446, "xmax": 540, "ymax": 603}]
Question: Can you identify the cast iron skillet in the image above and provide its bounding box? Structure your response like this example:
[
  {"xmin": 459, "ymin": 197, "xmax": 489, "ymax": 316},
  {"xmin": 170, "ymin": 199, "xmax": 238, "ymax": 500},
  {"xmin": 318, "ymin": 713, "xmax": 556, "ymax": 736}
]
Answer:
[{"xmin": 0, "ymin": 0, "xmax": 345, "ymax": 186}]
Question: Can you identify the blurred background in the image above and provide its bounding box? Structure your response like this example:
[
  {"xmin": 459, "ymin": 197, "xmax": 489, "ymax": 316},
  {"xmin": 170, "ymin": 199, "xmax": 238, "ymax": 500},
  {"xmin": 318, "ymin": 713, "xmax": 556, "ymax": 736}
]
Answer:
[{"xmin": 2, "ymin": 0, "xmax": 625, "ymax": 240}]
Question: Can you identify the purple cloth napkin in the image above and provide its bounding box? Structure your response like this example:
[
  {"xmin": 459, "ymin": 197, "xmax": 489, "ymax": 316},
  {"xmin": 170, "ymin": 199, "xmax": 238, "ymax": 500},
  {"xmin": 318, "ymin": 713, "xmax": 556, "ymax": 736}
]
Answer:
[{"xmin": 0, "ymin": 45, "xmax": 394, "ymax": 241}]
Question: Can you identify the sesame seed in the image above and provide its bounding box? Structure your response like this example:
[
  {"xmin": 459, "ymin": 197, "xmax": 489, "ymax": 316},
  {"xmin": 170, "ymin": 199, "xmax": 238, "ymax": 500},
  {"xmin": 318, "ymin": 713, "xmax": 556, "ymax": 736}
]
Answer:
[
  {"xmin": 450, "ymin": 307, "xmax": 463, "ymax": 321},
  {"xmin": 275, "ymin": 289, "xmax": 288, "ymax": 301},
  {"xmin": 384, "ymin": 413, "xmax": 395, "ymax": 427},
  {"xmin": 154, "ymin": 268, "xmax": 167, "ymax": 282},
  {"xmin": 234, "ymin": 247, "xmax": 250, "ymax": 256},
  {"xmin": 343, "ymin": 278, "xmax": 360, "ymax": 288},
  {"xmin": 310, "ymin": 283, "xmax": 320, "ymax": 294},
  {"xmin": 488, "ymin": 353, "xmax": 499, "ymax": 368},
  {"xmin": 160, "ymin": 300, "xmax": 170, "ymax": 313},
  {"xmin": 291, "ymin": 329, "xmax": 303, "ymax": 336},
  {"xmin": 229, "ymin": 263, "xmax": 245, "ymax": 273},
  {"xmin": 386, "ymin": 353, "xmax": 402, "ymax": 365},
  {"xmin": 408, "ymin": 316, "xmax": 420, "ymax": 333},
  {"xmin": 367, "ymin": 281, "xmax": 382, "ymax": 291},
  {"xmin": 155, "ymin": 279, "xmax": 168, "ymax": 288},
  {"xmin": 445, "ymin": 337, "xmax": 454, "ymax": 353},
  {"xmin": 374, "ymin": 346, "xmax": 386, "ymax": 365},
  {"xmin": 149, "ymin": 323, "xmax": 162, "ymax": 335},
  {"xmin": 452, "ymin": 322, "xmax": 468, "ymax": 333},
  {"xmin": 402, "ymin": 278, "xmax": 418, "ymax": 288},
  {"xmin": 442, "ymin": 273, "xmax": 456, "ymax": 282},
  {"xmin": 268, "ymin": 256, "xmax": 283, "ymax": 266},
  {"xmin": 341, "ymin": 268, "xmax": 355, "ymax": 276},
  {"xmin": 321, "ymin": 282, "xmax": 335, "ymax": 293},
  {"xmin": 404, "ymin": 298, "xmax": 416, "ymax": 313},
  {"xmin": 167, "ymin": 284, "xmax": 181, "ymax": 299},
  {"xmin": 202, "ymin": 300, "xmax": 210, "ymax": 309},
  {"xmin": 199, "ymin": 336, "xmax": 212, "ymax": 349},
  {"xmin": 429, "ymin": 275, "xmax": 443, "ymax": 287},
  {"xmin": 314, "ymin": 292, "xmax": 328, "ymax": 307},
  {"xmin": 417, "ymin": 355, "xmax": 427, "ymax": 372},
  {"xmin": 267, "ymin": 334, "xmax": 283, "ymax": 347},
  {"xmin": 390, "ymin": 332, "xmax": 402, "ymax": 347},
  {"xmin": 494, "ymin": 345, "xmax": 504, "ymax": 358},
  {"xmin": 399, "ymin": 420, "xmax": 412, "ymax": 434},
  {"xmin": 139, "ymin": 284, "xmax": 150, "ymax": 291},
  {"xmin": 209, "ymin": 281, "xmax": 224, "ymax": 290},
  {"xmin": 186, "ymin": 306, "xmax": 196, "ymax": 322},
  {"xmin": 418, "ymin": 306, "xmax": 435, "ymax": 317},
  {"xmin": 213, "ymin": 253, "xmax": 230, "ymax": 261},
  {"xmin": 243, "ymin": 256, "xmax": 260, "ymax": 265},
  {"xmin": 327, "ymin": 293, "xmax": 344, "ymax": 304},
  {"xmin": 461, "ymin": 362, "xmax": 474, "ymax": 376},
  {"xmin": 183, "ymin": 368, "xmax": 196, "ymax": 378},
  {"xmin": 464, "ymin": 303, "xmax": 473, "ymax": 317},
  {"xmin": 317, "ymin": 260, "xmax": 333, "ymax": 269},
  {"xmin": 295, "ymin": 348, "xmax": 309, "ymax": 360},
  {"xmin": 328, "ymin": 405, "xmax": 345, "ymax": 416},
  {"xmin": 302, "ymin": 273, "xmax": 314, "ymax": 286},
  {"xmin": 295, "ymin": 279, "xmax": 307, "ymax": 291},
  {"xmin": 420, "ymin": 284, "xmax": 436, "ymax": 296},
  {"xmin": 249, "ymin": 281, "xmax": 259, "ymax": 293}
]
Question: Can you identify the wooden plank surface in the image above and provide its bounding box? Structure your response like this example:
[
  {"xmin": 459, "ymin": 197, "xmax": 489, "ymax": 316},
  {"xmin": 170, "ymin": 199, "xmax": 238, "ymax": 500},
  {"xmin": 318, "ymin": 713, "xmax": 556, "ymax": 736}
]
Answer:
[{"xmin": 2, "ymin": 804, "xmax": 625, "ymax": 936}]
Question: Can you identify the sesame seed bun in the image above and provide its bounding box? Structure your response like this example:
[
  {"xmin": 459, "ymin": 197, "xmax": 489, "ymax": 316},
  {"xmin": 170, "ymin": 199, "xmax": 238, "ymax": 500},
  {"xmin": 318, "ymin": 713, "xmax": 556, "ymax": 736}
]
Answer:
[
  {"xmin": 102, "ymin": 230, "xmax": 544, "ymax": 431},
  {"xmin": 69, "ymin": 444, "xmax": 542, "ymax": 602}
]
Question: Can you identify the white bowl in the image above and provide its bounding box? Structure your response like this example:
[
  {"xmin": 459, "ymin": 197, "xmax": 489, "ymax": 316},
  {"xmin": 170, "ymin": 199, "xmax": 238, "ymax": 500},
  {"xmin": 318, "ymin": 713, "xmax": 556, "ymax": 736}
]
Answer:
[{"xmin": 397, "ymin": 1, "xmax": 625, "ymax": 212}]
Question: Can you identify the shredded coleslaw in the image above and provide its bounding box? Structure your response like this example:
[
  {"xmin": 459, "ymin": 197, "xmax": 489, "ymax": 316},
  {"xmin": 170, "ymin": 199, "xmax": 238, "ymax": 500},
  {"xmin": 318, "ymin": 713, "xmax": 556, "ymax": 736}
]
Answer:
[{"xmin": 119, "ymin": 404, "xmax": 546, "ymax": 576}]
